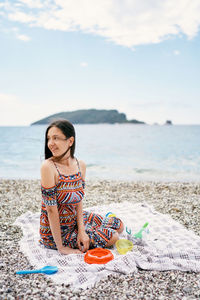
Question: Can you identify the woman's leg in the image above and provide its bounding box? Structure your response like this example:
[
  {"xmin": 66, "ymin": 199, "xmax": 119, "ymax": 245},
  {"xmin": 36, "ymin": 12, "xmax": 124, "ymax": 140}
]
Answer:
[
  {"xmin": 105, "ymin": 220, "xmax": 124, "ymax": 247},
  {"xmin": 105, "ymin": 232, "xmax": 119, "ymax": 247},
  {"xmin": 117, "ymin": 220, "xmax": 124, "ymax": 234},
  {"xmin": 83, "ymin": 211, "xmax": 124, "ymax": 248}
]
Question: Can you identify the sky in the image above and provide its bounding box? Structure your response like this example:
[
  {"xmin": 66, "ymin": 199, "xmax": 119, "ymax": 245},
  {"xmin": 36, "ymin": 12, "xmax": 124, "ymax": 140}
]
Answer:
[{"xmin": 0, "ymin": 0, "xmax": 200, "ymax": 126}]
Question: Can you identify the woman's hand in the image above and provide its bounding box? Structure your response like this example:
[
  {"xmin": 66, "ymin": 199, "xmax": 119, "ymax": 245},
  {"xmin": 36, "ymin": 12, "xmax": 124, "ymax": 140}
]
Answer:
[
  {"xmin": 77, "ymin": 231, "xmax": 90, "ymax": 252},
  {"xmin": 58, "ymin": 245, "xmax": 82, "ymax": 255}
]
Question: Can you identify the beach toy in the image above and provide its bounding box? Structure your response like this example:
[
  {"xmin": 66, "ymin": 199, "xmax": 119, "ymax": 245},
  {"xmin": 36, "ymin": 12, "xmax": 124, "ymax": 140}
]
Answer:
[
  {"xmin": 105, "ymin": 212, "xmax": 116, "ymax": 218},
  {"xmin": 16, "ymin": 266, "xmax": 58, "ymax": 275},
  {"xmin": 126, "ymin": 222, "xmax": 149, "ymax": 239},
  {"xmin": 133, "ymin": 222, "xmax": 149, "ymax": 239},
  {"xmin": 116, "ymin": 239, "xmax": 133, "ymax": 255},
  {"xmin": 84, "ymin": 248, "xmax": 114, "ymax": 264},
  {"xmin": 126, "ymin": 226, "xmax": 132, "ymax": 235}
]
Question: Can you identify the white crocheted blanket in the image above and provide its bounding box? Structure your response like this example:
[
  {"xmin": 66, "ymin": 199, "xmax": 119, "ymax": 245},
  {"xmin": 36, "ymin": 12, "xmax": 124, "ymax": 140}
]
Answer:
[{"xmin": 14, "ymin": 202, "xmax": 200, "ymax": 289}]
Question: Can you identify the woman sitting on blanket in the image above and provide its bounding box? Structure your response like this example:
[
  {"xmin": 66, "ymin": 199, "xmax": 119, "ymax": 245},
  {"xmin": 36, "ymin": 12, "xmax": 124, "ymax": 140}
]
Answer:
[{"xmin": 39, "ymin": 119, "xmax": 124, "ymax": 255}]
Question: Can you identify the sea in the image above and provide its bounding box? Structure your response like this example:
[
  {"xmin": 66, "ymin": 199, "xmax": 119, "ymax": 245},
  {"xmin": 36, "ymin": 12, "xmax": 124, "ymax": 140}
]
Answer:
[{"xmin": 0, "ymin": 124, "xmax": 200, "ymax": 182}]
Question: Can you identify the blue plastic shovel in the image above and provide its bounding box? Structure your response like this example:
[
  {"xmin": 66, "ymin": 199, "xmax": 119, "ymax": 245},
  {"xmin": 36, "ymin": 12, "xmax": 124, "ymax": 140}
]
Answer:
[{"xmin": 16, "ymin": 265, "xmax": 58, "ymax": 275}]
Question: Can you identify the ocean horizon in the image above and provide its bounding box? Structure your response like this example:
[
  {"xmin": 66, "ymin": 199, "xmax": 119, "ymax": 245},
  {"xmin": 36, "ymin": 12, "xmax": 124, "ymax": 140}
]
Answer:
[{"xmin": 0, "ymin": 124, "xmax": 200, "ymax": 182}]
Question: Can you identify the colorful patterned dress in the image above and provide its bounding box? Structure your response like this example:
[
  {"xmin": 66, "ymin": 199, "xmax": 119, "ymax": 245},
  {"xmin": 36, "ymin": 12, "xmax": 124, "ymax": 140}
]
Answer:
[{"xmin": 39, "ymin": 159, "xmax": 122, "ymax": 249}]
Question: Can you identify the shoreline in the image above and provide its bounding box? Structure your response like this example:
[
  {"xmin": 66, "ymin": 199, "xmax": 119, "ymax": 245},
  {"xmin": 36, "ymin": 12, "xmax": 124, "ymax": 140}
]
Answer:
[
  {"xmin": 1, "ymin": 174, "xmax": 200, "ymax": 183},
  {"xmin": 1, "ymin": 179, "xmax": 200, "ymax": 299}
]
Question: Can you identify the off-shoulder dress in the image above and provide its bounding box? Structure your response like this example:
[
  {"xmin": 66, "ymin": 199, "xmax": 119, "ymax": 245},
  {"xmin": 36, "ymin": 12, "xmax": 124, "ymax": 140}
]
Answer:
[{"xmin": 39, "ymin": 159, "xmax": 122, "ymax": 249}]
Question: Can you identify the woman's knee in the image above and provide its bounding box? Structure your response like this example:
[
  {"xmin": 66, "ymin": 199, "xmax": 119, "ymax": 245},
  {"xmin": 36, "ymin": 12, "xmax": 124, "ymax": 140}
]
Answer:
[{"xmin": 105, "ymin": 232, "xmax": 119, "ymax": 247}]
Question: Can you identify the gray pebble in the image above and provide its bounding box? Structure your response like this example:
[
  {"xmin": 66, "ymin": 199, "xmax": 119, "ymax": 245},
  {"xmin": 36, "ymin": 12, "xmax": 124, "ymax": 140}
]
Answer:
[{"xmin": 0, "ymin": 179, "xmax": 200, "ymax": 299}]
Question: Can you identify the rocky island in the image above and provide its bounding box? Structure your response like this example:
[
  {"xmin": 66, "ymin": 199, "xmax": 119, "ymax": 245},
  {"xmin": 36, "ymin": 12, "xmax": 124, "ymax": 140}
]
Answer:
[{"xmin": 31, "ymin": 109, "xmax": 145, "ymax": 125}]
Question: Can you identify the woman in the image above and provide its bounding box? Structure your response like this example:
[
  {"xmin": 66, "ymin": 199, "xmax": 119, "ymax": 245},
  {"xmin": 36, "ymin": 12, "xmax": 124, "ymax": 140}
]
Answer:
[{"xmin": 39, "ymin": 119, "xmax": 124, "ymax": 255}]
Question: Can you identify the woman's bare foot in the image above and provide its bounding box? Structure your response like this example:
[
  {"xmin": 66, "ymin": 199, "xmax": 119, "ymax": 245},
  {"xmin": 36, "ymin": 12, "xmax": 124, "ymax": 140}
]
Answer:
[{"xmin": 58, "ymin": 246, "xmax": 82, "ymax": 255}]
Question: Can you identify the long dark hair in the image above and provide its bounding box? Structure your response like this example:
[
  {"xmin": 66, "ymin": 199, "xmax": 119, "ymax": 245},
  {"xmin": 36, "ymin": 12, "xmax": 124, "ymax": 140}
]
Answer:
[{"xmin": 45, "ymin": 119, "xmax": 76, "ymax": 160}]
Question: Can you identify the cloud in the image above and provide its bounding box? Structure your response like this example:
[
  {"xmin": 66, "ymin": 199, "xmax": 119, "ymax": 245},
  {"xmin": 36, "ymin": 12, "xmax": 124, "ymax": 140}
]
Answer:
[
  {"xmin": 8, "ymin": 10, "xmax": 36, "ymax": 23},
  {"xmin": 16, "ymin": 33, "xmax": 31, "ymax": 41},
  {"xmin": 0, "ymin": 93, "xmax": 24, "ymax": 125},
  {"xmin": 0, "ymin": 25, "xmax": 31, "ymax": 41},
  {"xmin": 80, "ymin": 62, "xmax": 88, "ymax": 67},
  {"xmin": 10, "ymin": 27, "xmax": 31, "ymax": 41},
  {"xmin": 0, "ymin": 93, "xmax": 45, "ymax": 125},
  {"xmin": 16, "ymin": 0, "xmax": 44, "ymax": 9},
  {"xmin": 1, "ymin": 0, "xmax": 200, "ymax": 47},
  {"xmin": 0, "ymin": 93, "xmax": 32, "ymax": 125},
  {"xmin": 173, "ymin": 50, "xmax": 180, "ymax": 55},
  {"xmin": 0, "ymin": 93, "xmax": 17, "ymax": 103}
]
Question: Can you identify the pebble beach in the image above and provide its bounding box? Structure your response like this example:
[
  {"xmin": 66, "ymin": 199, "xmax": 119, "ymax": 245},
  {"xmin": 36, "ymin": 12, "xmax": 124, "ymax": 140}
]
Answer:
[{"xmin": 0, "ymin": 179, "xmax": 200, "ymax": 300}]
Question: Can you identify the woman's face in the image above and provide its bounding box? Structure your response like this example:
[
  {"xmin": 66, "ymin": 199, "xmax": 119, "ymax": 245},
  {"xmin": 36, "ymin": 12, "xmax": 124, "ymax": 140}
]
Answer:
[{"xmin": 47, "ymin": 126, "xmax": 74, "ymax": 158}]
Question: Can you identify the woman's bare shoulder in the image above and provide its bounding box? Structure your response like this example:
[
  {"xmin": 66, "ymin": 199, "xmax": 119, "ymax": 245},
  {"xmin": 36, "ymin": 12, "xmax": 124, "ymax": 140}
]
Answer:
[
  {"xmin": 41, "ymin": 158, "xmax": 54, "ymax": 171},
  {"xmin": 41, "ymin": 159, "xmax": 56, "ymax": 187}
]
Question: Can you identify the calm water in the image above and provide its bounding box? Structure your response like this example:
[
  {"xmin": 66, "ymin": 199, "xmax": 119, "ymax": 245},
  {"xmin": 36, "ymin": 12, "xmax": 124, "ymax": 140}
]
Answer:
[{"xmin": 0, "ymin": 124, "xmax": 200, "ymax": 181}]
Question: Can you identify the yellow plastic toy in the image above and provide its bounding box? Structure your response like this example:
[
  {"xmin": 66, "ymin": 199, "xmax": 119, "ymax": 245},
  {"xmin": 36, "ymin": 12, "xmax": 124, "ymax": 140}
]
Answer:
[{"xmin": 116, "ymin": 239, "xmax": 133, "ymax": 255}]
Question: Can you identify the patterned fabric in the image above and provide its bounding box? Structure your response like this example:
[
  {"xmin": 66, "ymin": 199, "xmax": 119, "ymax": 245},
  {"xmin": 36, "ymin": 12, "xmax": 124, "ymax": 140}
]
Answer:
[
  {"xmin": 84, "ymin": 212, "xmax": 121, "ymax": 248},
  {"xmin": 39, "ymin": 162, "xmax": 121, "ymax": 249},
  {"xmin": 41, "ymin": 186, "xmax": 57, "ymax": 206}
]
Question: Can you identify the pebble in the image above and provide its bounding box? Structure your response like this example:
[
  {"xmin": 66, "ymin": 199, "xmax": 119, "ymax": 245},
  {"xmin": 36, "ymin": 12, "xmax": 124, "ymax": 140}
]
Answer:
[{"xmin": 0, "ymin": 179, "xmax": 200, "ymax": 299}]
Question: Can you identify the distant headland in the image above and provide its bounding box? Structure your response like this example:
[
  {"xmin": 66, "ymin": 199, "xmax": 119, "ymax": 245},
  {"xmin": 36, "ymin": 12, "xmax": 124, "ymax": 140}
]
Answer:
[{"xmin": 31, "ymin": 109, "xmax": 146, "ymax": 125}]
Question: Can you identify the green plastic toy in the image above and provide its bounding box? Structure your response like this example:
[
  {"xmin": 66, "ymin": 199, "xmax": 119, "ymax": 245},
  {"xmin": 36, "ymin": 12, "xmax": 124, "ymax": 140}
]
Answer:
[{"xmin": 126, "ymin": 222, "xmax": 149, "ymax": 239}]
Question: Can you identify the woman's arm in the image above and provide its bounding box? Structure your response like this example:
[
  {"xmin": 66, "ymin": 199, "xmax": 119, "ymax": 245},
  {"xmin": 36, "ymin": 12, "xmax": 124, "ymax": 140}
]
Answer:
[
  {"xmin": 76, "ymin": 160, "xmax": 89, "ymax": 252},
  {"xmin": 76, "ymin": 204, "xmax": 90, "ymax": 252},
  {"xmin": 76, "ymin": 200, "xmax": 85, "ymax": 233},
  {"xmin": 41, "ymin": 160, "xmax": 63, "ymax": 250}
]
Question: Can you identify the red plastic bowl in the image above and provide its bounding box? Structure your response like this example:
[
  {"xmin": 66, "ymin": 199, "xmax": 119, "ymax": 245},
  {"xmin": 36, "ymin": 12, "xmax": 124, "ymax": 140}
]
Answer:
[{"xmin": 84, "ymin": 248, "xmax": 114, "ymax": 264}]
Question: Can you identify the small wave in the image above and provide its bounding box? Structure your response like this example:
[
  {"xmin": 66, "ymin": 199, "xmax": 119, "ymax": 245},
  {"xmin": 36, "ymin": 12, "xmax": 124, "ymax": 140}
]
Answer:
[
  {"xmin": 86, "ymin": 165, "xmax": 200, "ymax": 182},
  {"xmin": 134, "ymin": 168, "xmax": 158, "ymax": 174},
  {"xmin": 86, "ymin": 164, "xmax": 98, "ymax": 167}
]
